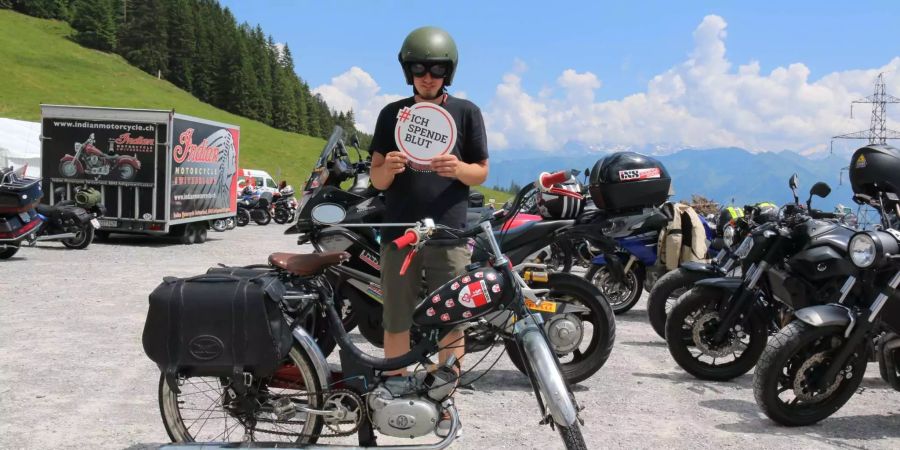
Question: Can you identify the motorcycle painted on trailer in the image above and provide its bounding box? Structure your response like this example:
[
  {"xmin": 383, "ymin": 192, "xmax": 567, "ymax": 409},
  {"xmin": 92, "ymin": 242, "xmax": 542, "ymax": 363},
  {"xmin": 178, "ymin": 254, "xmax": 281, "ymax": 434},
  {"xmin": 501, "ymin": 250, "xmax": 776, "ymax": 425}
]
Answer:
[
  {"xmin": 157, "ymin": 209, "xmax": 587, "ymax": 448},
  {"xmin": 58, "ymin": 133, "xmax": 141, "ymax": 181},
  {"xmin": 665, "ymin": 175, "xmax": 856, "ymax": 381}
]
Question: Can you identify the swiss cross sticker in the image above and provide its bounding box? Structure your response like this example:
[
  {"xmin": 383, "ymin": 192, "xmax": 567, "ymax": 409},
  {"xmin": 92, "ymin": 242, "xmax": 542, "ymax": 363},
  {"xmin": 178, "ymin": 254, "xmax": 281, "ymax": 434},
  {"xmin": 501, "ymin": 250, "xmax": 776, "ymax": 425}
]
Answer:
[{"xmin": 458, "ymin": 280, "xmax": 491, "ymax": 309}]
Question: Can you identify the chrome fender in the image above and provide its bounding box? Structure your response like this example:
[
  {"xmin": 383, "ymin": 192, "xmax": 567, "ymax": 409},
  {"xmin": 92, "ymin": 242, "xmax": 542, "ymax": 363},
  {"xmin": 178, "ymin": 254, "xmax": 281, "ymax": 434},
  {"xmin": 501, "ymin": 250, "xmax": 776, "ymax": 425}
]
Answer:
[
  {"xmin": 291, "ymin": 326, "xmax": 331, "ymax": 390},
  {"xmin": 516, "ymin": 314, "xmax": 578, "ymax": 427}
]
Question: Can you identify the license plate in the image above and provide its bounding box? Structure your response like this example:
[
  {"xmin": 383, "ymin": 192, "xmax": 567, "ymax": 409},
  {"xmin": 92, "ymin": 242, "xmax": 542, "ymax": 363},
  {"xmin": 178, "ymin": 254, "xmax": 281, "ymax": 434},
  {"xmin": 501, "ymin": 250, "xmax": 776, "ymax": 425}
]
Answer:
[
  {"xmin": 525, "ymin": 299, "xmax": 558, "ymax": 313},
  {"xmin": 98, "ymin": 219, "xmax": 117, "ymax": 228},
  {"xmin": 90, "ymin": 218, "xmax": 100, "ymax": 229},
  {"xmin": 18, "ymin": 211, "xmax": 31, "ymax": 223}
]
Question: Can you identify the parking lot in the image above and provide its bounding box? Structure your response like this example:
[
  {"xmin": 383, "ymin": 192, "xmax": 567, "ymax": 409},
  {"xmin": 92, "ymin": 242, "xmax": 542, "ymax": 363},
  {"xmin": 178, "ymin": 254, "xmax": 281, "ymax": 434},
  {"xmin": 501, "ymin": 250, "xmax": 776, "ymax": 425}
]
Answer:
[{"xmin": 1, "ymin": 225, "xmax": 899, "ymax": 449}]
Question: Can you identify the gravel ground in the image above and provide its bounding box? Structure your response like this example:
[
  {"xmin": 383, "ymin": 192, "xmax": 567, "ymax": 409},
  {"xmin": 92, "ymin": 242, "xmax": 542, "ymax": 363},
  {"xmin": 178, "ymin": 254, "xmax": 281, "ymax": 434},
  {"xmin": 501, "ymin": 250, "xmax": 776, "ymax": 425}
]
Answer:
[{"xmin": 1, "ymin": 224, "xmax": 899, "ymax": 449}]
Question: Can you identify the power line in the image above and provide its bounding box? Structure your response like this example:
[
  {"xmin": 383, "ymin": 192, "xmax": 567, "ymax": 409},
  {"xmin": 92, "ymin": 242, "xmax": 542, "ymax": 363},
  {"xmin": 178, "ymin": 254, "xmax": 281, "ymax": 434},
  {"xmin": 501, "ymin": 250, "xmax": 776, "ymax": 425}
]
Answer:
[{"xmin": 832, "ymin": 72, "xmax": 900, "ymax": 153}]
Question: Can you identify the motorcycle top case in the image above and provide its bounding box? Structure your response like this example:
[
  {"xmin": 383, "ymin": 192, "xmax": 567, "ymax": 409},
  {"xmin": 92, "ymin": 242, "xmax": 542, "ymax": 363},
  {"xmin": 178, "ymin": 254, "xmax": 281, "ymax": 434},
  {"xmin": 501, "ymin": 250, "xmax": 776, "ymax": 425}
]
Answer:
[
  {"xmin": 0, "ymin": 173, "xmax": 43, "ymax": 213},
  {"xmin": 142, "ymin": 273, "xmax": 293, "ymax": 378},
  {"xmin": 413, "ymin": 266, "xmax": 513, "ymax": 328},
  {"xmin": 589, "ymin": 151, "xmax": 671, "ymax": 212}
]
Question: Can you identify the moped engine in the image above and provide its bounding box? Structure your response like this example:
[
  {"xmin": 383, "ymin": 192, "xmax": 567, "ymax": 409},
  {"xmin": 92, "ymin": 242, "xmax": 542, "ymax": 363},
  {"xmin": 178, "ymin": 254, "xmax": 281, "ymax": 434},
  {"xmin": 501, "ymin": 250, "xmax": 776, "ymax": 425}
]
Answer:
[{"xmin": 367, "ymin": 371, "xmax": 456, "ymax": 438}]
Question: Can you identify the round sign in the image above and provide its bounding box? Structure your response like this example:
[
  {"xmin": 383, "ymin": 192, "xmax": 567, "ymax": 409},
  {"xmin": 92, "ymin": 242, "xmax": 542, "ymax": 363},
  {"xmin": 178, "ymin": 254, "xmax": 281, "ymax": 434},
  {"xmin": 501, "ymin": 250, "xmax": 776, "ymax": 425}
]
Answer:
[{"xmin": 394, "ymin": 103, "xmax": 457, "ymax": 166}]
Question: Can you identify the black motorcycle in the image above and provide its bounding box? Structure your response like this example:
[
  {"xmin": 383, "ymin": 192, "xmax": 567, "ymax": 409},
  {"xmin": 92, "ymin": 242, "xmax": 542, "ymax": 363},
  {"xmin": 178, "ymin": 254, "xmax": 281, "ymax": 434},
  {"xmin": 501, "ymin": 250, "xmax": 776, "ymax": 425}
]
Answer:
[
  {"xmin": 0, "ymin": 166, "xmax": 43, "ymax": 259},
  {"xmin": 645, "ymin": 204, "xmax": 774, "ymax": 339},
  {"xmin": 146, "ymin": 213, "xmax": 587, "ymax": 448},
  {"xmin": 753, "ymin": 144, "xmax": 900, "ymax": 426},
  {"xmin": 236, "ymin": 190, "xmax": 273, "ymax": 226},
  {"xmin": 272, "ymin": 186, "xmax": 299, "ymax": 224},
  {"xmin": 28, "ymin": 185, "xmax": 103, "ymax": 249},
  {"xmin": 665, "ymin": 175, "xmax": 856, "ymax": 381}
]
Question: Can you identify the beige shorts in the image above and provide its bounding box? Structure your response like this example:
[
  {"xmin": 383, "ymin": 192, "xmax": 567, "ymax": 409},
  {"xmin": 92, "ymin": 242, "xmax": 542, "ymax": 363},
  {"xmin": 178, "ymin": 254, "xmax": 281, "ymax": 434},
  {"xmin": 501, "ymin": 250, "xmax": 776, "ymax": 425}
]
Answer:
[{"xmin": 380, "ymin": 243, "xmax": 471, "ymax": 333}]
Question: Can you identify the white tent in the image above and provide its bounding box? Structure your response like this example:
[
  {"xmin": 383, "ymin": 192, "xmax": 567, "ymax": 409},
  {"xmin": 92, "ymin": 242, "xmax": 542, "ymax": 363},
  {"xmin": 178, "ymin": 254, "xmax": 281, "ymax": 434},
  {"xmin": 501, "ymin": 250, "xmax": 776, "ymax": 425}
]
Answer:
[{"xmin": 0, "ymin": 118, "xmax": 41, "ymax": 177}]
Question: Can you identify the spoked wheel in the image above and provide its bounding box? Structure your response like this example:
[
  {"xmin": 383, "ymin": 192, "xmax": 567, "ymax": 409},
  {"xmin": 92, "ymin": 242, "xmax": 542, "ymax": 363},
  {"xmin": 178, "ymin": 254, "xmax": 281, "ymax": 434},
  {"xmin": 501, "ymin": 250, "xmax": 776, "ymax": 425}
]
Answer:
[
  {"xmin": 585, "ymin": 265, "xmax": 642, "ymax": 314},
  {"xmin": 505, "ymin": 272, "xmax": 616, "ymax": 384},
  {"xmin": 647, "ymin": 269, "xmax": 712, "ymax": 339},
  {"xmin": 559, "ymin": 421, "xmax": 587, "ymax": 450},
  {"xmin": 753, "ymin": 321, "xmax": 868, "ymax": 426},
  {"xmin": 665, "ymin": 286, "xmax": 768, "ymax": 381},
  {"xmin": 236, "ymin": 210, "xmax": 250, "ymax": 227},
  {"xmin": 159, "ymin": 346, "xmax": 324, "ymax": 443}
]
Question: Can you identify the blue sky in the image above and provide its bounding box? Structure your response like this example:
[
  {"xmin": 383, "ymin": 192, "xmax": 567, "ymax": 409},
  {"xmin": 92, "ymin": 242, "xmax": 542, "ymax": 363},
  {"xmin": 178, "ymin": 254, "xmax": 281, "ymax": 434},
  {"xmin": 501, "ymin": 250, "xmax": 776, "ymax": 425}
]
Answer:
[{"xmin": 220, "ymin": 1, "xmax": 900, "ymax": 154}]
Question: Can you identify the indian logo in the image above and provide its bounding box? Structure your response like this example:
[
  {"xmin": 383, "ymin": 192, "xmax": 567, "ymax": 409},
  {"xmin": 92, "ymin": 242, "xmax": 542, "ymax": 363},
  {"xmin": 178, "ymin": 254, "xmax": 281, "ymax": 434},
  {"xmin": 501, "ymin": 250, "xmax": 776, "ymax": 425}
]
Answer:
[
  {"xmin": 458, "ymin": 280, "xmax": 491, "ymax": 309},
  {"xmin": 188, "ymin": 335, "xmax": 224, "ymax": 361}
]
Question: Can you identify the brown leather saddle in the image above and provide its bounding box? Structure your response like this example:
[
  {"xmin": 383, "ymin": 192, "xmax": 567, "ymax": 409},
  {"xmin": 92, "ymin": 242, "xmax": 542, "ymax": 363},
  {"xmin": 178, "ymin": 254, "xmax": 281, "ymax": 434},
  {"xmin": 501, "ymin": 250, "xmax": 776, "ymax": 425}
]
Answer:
[{"xmin": 268, "ymin": 251, "xmax": 350, "ymax": 276}]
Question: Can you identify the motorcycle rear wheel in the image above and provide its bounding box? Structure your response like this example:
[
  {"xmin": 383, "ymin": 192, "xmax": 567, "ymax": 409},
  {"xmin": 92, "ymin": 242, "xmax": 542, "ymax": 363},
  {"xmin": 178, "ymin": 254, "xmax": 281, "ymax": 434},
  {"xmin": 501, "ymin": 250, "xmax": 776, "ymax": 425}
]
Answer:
[
  {"xmin": 585, "ymin": 265, "xmax": 643, "ymax": 314},
  {"xmin": 118, "ymin": 165, "xmax": 135, "ymax": 181},
  {"xmin": 62, "ymin": 225, "xmax": 94, "ymax": 249},
  {"xmin": 504, "ymin": 272, "xmax": 616, "ymax": 384},
  {"xmin": 158, "ymin": 346, "xmax": 325, "ymax": 443},
  {"xmin": 0, "ymin": 244, "xmax": 19, "ymax": 259},
  {"xmin": 753, "ymin": 321, "xmax": 867, "ymax": 426},
  {"xmin": 647, "ymin": 268, "xmax": 711, "ymax": 339},
  {"xmin": 254, "ymin": 210, "xmax": 272, "ymax": 226},
  {"xmin": 236, "ymin": 210, "xmax": 250, "ymax": 227},
  {"xmin": 273, "ymin": 208, "xmax": 290, "ymax": 224}
]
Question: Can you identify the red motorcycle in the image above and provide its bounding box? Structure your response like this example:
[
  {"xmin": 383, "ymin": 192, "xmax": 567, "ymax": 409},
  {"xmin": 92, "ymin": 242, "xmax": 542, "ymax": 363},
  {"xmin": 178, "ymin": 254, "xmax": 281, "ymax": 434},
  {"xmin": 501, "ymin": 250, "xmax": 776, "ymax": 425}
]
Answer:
[{"xmin": 59, "ymin": 133, "xmax": 141, "ymax": 181}]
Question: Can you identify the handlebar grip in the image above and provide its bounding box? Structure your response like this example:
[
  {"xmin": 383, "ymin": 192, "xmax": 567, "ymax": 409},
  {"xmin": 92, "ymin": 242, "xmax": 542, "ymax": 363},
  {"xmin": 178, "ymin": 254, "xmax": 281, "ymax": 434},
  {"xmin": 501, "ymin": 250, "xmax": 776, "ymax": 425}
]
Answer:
[
  {"xmin": 539, "ymin": 171, "xmax": 569, "ymax": 189},
  {"xmin": 393, "ymin": 229, "xmax": 419, "ymax": 249}
]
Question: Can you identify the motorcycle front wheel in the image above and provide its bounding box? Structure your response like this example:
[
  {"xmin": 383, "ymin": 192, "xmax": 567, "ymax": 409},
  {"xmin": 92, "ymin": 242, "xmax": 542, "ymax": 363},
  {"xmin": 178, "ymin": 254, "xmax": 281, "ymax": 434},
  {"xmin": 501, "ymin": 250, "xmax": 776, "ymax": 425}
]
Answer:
[
  {"xmin": 585, "ymin": 264, "xmax": 643, "ymax": 314},
  {"xmin": 59, "ymin": 160, "xmax": 78, "ymax": 177},
  {"xmin": 236, "ymin": 209, "xmax": 250, "ymax": 227},
  {"xmin": 158, "ymin": 346, "xmax": 325, "ymax": 443},
  {"xmin": 647, "ymin": 268, "xmax": 712, "ymax": 339},
  {"xmin": 253, "ymin": 209, "xmax": 272, "ymax": 226},
  {"xmin": 273, "ymin": 207, "xmax": 290, "ymax": 224},
  {"xmin": 504, "ymin": 272, "xmax": 616, "ymax": 384},
  {"xmin": 62, "ymin": 224, "xmax": 94, "ymax": 249},
  {"xmin": 665, "ymin": 286, "xmax": 768, "ymax": 381},
  {"xmin": 753, "ymin": 321, "xmax": 868, "ymax": 426}
]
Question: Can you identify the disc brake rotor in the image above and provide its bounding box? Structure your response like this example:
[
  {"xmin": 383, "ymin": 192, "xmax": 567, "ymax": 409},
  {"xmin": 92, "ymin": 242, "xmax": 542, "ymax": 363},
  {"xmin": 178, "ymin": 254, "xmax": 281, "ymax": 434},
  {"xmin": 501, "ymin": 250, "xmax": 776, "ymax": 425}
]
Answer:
[
  {"xmin": 792, "ymin": 352, "xmax": 844, "ymax": 402},
  {"xmin": 692, "ymin": 312, "xmax": 745, "ymax": 357}
]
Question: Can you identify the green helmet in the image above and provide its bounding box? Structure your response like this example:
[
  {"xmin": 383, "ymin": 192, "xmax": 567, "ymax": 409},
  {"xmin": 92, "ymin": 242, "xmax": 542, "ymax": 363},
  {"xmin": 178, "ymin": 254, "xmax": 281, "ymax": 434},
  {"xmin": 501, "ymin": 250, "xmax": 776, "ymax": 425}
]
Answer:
[{"xmin": 398, "ymin": 26, "xmax": 459, "ymax": 86}]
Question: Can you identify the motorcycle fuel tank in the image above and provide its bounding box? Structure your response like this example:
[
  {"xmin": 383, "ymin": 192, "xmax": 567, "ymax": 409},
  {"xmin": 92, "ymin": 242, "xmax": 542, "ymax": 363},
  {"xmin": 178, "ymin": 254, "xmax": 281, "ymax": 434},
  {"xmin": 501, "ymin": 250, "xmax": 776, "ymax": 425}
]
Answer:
[{"xmin": 413, "ymin": 266, "xmax": 512, "ymax": 328}]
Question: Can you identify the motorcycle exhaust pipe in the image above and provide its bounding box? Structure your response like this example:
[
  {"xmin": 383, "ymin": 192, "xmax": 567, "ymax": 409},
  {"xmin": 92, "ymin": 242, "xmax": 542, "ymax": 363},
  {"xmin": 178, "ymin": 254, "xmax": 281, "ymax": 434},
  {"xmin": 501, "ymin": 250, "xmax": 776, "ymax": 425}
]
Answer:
[{"xmin": 35, "ymin": 233, "xmax": 77, "ymax": 241}]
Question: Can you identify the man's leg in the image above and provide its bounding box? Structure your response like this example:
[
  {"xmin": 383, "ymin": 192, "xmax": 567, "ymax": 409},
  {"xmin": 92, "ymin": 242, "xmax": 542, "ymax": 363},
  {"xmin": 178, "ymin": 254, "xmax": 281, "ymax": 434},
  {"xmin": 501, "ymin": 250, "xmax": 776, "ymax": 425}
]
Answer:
[
  {"xmin": 381, "ymin": 243, "xmax": 422, "ymax": 376},
  {"xmin": 424, "ymin": 245, "xmax": 472, "ymax": 370}
]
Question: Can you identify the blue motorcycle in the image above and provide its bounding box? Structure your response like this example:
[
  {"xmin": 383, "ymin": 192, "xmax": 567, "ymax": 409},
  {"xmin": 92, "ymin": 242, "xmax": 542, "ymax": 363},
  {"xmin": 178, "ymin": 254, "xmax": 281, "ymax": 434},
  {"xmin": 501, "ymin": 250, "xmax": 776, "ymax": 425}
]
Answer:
[{"xmin": 584, "ymin": 208, "xmax": 715, "ymax": 314}]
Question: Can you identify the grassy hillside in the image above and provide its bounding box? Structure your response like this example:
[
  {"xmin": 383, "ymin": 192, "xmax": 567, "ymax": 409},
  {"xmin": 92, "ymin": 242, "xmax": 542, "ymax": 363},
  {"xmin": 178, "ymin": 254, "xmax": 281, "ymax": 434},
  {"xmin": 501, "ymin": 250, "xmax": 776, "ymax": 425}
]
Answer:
[{"xmin": 0, "ymin": 10, "xmax": 509, "ymax": 201}]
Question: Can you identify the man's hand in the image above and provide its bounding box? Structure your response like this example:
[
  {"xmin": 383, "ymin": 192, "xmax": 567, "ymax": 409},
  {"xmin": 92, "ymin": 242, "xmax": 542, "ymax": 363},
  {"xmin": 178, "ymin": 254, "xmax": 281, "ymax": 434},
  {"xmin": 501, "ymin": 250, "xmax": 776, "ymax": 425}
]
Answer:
[
  {"xmin": 384, "ymin": 151, "xmax": 408, "ymax": 175},
  {"xmin": 431, "ymin": 154, "xmax": 460, "ymax": 178}
]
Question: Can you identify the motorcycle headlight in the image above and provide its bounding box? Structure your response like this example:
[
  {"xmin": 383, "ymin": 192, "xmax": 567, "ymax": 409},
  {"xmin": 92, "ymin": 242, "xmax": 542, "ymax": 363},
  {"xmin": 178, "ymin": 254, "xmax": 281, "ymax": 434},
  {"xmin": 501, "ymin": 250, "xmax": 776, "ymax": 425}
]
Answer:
[
  {"xmin": 848, "ymin": 231, "xmax": 899, "ymax": 269},
  {"xmin": 849, "ymin": 233, "xmax": 876, "ymax": 268},
  {"xmin": 723, "ymin": 225, "xmax": 736, "ymax": 248}
]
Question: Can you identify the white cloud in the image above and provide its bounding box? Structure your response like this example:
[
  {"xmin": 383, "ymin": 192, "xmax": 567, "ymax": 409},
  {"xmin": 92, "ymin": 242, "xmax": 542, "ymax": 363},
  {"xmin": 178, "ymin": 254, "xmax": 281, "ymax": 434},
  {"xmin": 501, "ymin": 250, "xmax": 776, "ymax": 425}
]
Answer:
[
  {"xmin": 312, "ymin": 67, "xmax": 404, "ymax": 134},
  {"xmin": 484, "ymin": 14, "xmax": 900, "ymax": 154}
]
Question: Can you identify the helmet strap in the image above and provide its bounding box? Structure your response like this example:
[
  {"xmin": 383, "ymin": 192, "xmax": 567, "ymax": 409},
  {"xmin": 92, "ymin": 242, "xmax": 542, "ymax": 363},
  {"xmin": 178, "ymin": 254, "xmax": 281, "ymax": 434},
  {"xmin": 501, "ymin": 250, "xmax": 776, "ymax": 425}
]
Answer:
[{"xmin": 413, "ymin": 86, "xmax": 447, "ymax": 102}]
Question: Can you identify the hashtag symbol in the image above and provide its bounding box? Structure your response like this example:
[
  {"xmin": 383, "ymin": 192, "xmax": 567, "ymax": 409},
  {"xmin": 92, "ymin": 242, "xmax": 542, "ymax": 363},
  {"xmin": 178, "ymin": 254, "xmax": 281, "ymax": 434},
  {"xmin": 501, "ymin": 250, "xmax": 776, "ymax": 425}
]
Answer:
[{"xmin": 397, "ymin": 107, "xmax": 411, "ymax": 122}]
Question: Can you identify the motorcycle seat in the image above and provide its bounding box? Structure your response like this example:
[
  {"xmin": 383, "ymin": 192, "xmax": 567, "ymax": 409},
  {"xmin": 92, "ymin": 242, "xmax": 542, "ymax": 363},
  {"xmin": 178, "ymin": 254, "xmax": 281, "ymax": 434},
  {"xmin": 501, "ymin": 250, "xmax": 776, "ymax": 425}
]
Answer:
[
  {"xmin": 268, "ymin": 251, "xmax": 351, "ymax": 276},
  {"xmin": 35, "ymin": 203, "xmax": 56, "ymax": 216},
  {"xmin": 495, "ymin": 219, "xmax": 574, "ymax": 249}
]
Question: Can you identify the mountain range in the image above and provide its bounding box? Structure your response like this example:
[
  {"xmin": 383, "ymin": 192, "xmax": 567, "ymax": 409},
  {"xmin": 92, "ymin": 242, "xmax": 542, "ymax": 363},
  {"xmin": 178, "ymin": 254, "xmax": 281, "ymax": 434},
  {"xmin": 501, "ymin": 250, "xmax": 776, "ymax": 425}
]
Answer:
[{"xmin": 487, "ymin": 146, "xmax": 860, "ymax": 211}]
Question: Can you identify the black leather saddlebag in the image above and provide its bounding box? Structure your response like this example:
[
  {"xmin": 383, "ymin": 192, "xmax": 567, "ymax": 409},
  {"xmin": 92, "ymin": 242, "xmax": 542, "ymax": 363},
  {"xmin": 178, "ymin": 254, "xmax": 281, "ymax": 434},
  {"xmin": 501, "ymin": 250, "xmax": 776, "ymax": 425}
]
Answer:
[{"xmin": 142, "ymin": 273, "xmax": 292, "ymax": 380}]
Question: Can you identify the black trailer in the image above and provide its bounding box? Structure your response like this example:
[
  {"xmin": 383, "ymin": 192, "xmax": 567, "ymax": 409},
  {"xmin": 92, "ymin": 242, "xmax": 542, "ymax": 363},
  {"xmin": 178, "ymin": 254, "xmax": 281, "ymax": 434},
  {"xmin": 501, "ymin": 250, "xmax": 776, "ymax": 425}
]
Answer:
[{"xmin": 40, "ymin": 105, "xmax": 240, "ymax": 244}]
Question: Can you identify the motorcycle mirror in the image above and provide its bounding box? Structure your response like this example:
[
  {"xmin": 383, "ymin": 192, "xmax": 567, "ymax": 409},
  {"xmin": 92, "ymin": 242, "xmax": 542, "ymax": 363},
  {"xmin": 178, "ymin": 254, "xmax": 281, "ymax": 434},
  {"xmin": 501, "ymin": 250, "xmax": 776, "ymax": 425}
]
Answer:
[
  {"xmin": 351, "ymin": 134, "xmax": 361, "ymax": 149},
  {"xmin": 789, "ymin": 173, "xmax": 799, "ymax": 190},
  {"xmin": 809, "ymin": 182, "xmax": 831, "ymax": 199},
  {"xmin": 310, "ymin": 203, "xmax": 346, "ymax": 225},
  {"xmin": 584, "ymin": 167, "xmax": 591, "ymax": 181}
]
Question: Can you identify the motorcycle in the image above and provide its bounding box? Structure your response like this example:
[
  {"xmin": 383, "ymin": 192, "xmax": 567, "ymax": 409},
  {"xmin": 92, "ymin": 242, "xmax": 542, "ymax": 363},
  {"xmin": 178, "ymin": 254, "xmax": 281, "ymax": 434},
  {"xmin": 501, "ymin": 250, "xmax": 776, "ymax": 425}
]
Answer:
[
  {"xmin": 147, "ymin": 212, "xmax": 587, "ymax": 448},
  {"xmin": 645, "ymin": 204, "xmax": 776, "ymax": 339},
  {"xmin": 58, "ymin": 133, "xmax": 141, "ymax": 181},
  {"xmin": 237, "ymin": 188, "xmax": 273, "ymax": 226},
  {"xmin": 0, "ymin": 166, "xmax": 43, "ymax": 259},
  {"xmin": 583, "ymin": 205, "xmax": 715, "ymax": 314},
  {"xmin": 753, "ymin": 145, "xmax": 900, "ymax": 426},
  {"xmin": 272, "ymin": 185, "xmax": 299, "ymax": 224},
  {"xmin": 665, "ymin": 174, "xmax": 855, "ymax": 381},
  {"xmin": 290, "ymin": 128, "xmax": 615, "ymax": 384},
  {"xmin": 29, "ymin": 186, "xmax": 102, "ymax": 249}
]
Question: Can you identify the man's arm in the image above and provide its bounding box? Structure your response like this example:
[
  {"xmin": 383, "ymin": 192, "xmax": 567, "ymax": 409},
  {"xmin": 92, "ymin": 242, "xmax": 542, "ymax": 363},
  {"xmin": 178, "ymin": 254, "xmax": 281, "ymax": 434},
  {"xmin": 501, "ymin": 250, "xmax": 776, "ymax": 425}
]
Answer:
[{"xmin": 370, "ymin": 151, "xmax": 408, "ymax": 190}]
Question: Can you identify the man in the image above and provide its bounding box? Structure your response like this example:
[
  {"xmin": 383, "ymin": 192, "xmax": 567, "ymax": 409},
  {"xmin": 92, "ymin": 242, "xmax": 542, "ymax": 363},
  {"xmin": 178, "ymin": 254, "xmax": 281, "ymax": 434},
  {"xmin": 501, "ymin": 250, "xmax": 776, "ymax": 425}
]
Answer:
[{"xmin": 369, "ymin": 26, "xmax": 489, "ymax": 394}]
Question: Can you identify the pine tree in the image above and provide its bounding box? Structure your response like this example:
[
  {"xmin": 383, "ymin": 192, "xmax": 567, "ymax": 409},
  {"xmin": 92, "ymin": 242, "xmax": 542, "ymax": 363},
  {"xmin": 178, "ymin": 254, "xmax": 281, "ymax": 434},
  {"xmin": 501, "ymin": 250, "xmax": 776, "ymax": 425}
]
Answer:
[
  {"xmin": 14, "ymin": 0, "xmax": 69, "ymax": 19},
  {"xmin": 71, "ymin": 0, "xmax": 116, "ymax": 51},
  {"xmin": 117, "ymin": 0, "xmax": 168, "ymax": 76},
  {"xmin": 165, "ymin": 0, "xmax": 195, "ymax": 91}
]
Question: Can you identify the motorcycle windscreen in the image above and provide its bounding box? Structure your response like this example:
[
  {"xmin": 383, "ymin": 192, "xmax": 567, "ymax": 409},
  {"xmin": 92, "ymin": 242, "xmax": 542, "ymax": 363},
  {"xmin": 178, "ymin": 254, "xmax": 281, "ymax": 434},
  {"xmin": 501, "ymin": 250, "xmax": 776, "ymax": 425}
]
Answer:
[{"xmin": 413, "ymin": 267, "xmax": 511, "ymax": 327}]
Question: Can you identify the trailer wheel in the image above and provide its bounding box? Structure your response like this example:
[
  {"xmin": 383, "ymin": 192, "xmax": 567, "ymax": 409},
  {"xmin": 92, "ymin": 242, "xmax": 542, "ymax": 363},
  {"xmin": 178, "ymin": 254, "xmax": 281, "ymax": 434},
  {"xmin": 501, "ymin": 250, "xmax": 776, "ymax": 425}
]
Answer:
[
  {"xmin": 176, "ymin": 225, "xmax": 193, "ymax": 245},
  {"xmin": 195, "ymin": 226, "xmax": 208, "ymax": 244}
]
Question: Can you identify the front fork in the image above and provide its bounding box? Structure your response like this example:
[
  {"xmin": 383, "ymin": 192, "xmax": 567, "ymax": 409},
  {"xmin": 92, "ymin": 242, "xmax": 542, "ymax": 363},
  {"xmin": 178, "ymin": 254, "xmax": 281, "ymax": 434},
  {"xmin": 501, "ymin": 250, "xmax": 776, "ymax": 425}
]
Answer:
[
  {"xmin": 514, "ymin": 312, "xmax": 580, "ymax": 428},
  {"xmin": 711, "ymin": 261, "xmax": 768, "ymax": 343}
]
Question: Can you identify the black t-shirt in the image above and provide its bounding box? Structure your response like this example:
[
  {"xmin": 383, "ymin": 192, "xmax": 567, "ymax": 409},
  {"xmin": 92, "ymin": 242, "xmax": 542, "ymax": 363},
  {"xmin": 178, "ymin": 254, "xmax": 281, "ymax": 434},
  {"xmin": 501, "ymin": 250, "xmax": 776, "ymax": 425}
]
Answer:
[{"xmin": 370, "ymin": 95, "xmax": 488, "ymax": 242}]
